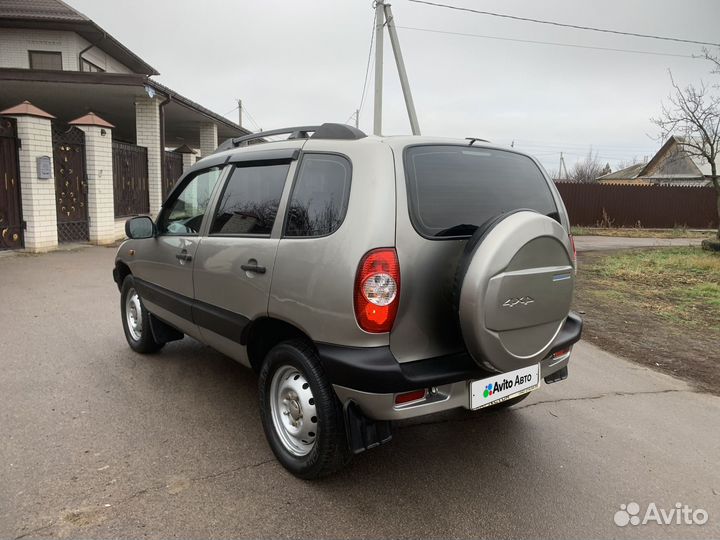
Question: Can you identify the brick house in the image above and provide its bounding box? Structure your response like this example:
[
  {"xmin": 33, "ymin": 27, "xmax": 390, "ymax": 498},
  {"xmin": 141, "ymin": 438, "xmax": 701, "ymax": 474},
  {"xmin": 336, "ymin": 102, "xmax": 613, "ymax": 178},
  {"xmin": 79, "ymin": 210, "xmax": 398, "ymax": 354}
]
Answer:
[{"xmin": 0, "ymin": 0, "xmax": 249, "ymax": 251}]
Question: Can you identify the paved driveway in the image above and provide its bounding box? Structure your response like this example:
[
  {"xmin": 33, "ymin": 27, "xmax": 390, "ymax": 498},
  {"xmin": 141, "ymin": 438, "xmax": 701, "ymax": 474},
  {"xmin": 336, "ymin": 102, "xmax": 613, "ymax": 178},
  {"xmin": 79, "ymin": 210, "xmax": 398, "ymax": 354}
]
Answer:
[
  {"xmin": 574, "ymin": 236, "xmax": 703, "ymax": 251},
  {"xmin": 1, "ymin": 247, "xmax": 718, "ymax": 539}
]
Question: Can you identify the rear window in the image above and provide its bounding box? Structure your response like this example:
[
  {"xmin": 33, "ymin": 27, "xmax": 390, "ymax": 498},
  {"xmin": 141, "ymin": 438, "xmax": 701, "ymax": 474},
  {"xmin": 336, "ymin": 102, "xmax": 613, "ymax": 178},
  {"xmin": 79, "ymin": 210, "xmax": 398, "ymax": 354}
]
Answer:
[{"xmin": 404, "ymin": 145, "xmax": 558, "ymax": 238}]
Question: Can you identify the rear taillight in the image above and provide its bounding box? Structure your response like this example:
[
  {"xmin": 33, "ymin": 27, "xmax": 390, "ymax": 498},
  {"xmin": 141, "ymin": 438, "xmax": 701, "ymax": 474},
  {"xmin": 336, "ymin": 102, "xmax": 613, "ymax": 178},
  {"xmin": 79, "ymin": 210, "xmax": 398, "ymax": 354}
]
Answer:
[
  {"xmin": 569, "ymin": 234, "xmax": 577, "ymax": 269},
  {"xmin": 354, "ymin": 248, "xmax": 400, "ymax": 333}
]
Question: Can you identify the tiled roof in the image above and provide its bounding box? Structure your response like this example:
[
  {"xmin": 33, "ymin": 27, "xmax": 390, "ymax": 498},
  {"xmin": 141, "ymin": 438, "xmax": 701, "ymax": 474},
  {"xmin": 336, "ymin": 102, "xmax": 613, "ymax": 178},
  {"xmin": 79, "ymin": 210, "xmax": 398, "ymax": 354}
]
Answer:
[{"xmin": 0, "ymin": 0, "xmax": 88, "ymax": 22}]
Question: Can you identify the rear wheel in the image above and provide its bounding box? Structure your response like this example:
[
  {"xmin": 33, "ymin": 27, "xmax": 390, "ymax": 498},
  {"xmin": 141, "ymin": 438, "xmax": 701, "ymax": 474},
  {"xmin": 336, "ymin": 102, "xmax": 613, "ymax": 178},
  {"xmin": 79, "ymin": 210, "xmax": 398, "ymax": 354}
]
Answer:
[
  {"xmin": 259, "ymin": 340, "xmax": 350, "ymax": 479},
  {"xmin": 120, "ymin": 276, "xmax": 164, "ymax": 354}
]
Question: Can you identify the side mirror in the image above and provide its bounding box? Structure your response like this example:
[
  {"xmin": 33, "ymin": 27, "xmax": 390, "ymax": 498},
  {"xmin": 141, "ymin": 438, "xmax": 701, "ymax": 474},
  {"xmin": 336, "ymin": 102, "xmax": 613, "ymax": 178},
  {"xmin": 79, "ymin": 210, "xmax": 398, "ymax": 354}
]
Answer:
[{"xmin": 125, "ymin": 216, "xmax": 156, "ymax": 239}]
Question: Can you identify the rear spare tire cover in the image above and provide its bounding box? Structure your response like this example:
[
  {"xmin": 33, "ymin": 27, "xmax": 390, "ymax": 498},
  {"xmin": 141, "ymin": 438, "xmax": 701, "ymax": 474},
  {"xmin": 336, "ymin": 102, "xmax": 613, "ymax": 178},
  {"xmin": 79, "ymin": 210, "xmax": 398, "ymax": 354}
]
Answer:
[{"xmin": 457, "ymin": 211, "xmax": 574, "ymax": 373}]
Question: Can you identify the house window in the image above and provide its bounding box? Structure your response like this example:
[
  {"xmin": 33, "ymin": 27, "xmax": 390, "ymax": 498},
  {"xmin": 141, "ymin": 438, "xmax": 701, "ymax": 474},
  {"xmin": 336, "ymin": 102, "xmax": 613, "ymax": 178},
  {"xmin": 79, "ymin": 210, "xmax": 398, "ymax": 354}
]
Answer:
[
  {"xmin": 80, "ymin": 58, "xmax": 105, "ymax": 73},
  {"xmin": 28, "ymin": 51, "xmax": 63, "ymax": 70}
]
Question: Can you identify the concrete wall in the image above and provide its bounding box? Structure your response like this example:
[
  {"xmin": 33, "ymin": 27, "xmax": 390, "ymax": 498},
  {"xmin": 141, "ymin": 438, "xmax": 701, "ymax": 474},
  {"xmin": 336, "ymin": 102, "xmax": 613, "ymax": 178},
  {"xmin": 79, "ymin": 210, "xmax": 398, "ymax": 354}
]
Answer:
[{"xmin": 0, "ymin": 28, "xmax": 132, "ymax": 73}]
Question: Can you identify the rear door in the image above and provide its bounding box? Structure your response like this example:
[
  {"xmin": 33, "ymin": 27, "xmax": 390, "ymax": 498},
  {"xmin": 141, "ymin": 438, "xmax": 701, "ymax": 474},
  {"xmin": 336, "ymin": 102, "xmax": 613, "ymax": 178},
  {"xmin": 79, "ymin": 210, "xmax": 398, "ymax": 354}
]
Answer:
[
  {"xmin": 130, "ymin": 166, "xmax": 225, "ymax": 337},
  {"xmin": 390, "ymin": 143, "xmax": 568, "ymax": 363},
  {"xmin": 192, "ymin": 149, "xmax": 300, "ymax": 357}
]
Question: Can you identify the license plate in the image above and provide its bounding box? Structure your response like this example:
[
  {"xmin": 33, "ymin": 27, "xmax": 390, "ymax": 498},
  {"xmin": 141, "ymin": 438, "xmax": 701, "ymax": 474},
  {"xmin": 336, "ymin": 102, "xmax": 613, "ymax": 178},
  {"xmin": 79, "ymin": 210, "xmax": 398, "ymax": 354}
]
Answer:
[{"xmin": 469, "ymin": 364, "xmax": 540, "ymax": 410}]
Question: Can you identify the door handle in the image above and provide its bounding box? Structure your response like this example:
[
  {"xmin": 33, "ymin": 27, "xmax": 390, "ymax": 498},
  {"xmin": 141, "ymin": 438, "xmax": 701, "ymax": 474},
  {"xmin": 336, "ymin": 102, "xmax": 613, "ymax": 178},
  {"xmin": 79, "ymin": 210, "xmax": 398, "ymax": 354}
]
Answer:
[
  {"xmin": 241, "ymin": 263, "xmax": 266, "ymax": 274},
  {"xmin": 175, "ymin": 252, "xmax": 193, "ymax": 262}
]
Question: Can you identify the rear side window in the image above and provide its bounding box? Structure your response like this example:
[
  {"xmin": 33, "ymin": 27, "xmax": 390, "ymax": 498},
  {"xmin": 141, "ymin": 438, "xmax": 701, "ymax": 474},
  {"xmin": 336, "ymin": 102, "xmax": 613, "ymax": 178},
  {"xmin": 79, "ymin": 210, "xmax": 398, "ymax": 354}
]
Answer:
[
  {"xmin": 210, "ymin": 162, "xmax": 290, "ymax": 235},
  {"xmin": 284, "ymin": 154, "xmax": 351, "ymax": 237},
  {"xmin": 404, "ymin": 145, "xmax": 558, "ymax": 238}
]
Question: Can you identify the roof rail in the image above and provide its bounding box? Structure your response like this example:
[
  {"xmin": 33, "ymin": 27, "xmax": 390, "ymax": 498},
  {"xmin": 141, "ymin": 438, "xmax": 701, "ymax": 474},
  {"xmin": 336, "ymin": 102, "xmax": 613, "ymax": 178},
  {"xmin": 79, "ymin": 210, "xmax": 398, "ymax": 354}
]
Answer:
[{"xmin": 215, "ymin": 123, "xmax": 367, "ymax": 153}]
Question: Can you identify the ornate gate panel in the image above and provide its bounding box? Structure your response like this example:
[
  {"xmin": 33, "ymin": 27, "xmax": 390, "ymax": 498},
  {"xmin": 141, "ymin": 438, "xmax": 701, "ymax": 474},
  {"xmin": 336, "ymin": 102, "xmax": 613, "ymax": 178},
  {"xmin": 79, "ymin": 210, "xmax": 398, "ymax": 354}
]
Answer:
[
  {"xmin": 163, "ymin": 150, "xmax": 183, "ymax": 200},
  {"xmin": 52, "ymin": 124, "xmax": 89, "ymax": 242},
  {"xmin": 0, "ymin": 117, "xmax": 23, "ymax": 250},
  {"xmin": 112, "ymin": 141, "xmax": 149, "ymax": 217}
]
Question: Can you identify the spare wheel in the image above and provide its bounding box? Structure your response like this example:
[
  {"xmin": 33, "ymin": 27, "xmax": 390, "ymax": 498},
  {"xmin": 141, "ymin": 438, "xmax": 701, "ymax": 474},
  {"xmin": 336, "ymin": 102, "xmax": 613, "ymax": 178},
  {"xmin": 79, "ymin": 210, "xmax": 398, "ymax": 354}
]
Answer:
[{"xmin": 455, "ymin": 210, "xmax": 575, "ymax": 373}]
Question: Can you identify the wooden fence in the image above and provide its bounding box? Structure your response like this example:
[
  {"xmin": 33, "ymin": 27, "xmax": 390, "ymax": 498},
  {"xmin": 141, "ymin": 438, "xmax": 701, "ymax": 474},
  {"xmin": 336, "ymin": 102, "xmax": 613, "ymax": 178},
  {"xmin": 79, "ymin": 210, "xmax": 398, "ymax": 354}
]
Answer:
[{"xmin": 555, "ymin": 183, "xmax": 718, "ymax": 229}]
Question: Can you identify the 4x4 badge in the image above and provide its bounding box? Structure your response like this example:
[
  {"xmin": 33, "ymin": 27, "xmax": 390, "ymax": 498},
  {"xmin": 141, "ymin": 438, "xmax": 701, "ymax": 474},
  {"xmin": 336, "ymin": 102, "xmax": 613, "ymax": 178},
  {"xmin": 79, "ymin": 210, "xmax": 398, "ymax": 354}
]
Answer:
[{"xmin": 502, "ymin": 296, "xmax": 535, "ymax": 307}]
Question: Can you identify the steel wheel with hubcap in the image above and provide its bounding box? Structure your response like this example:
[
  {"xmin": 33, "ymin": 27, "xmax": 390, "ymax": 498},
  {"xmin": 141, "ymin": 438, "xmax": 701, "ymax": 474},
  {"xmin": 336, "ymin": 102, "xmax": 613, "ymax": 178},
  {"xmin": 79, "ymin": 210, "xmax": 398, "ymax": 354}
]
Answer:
[
  {"xmin": 120, "ymin": 275, "xmax": 164, "ymax": 354},
  {"xmin": 270, "ymin": 366, "xmax": 318, "ymax": 456},
  {"xmin": 259, "ymin": 340, "xmax": 350, "ymax": 479},
  {"xmin": 125, "ymin": 288, "xmax": 143, "ymax": 341}
]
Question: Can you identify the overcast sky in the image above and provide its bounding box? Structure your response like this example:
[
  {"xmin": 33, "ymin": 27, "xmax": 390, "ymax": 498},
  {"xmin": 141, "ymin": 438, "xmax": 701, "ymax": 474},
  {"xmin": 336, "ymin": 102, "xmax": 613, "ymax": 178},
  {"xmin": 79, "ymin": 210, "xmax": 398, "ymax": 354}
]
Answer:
[{"xmin": 68, "ymin": 0, "xmax": 719, "ymax": 173}]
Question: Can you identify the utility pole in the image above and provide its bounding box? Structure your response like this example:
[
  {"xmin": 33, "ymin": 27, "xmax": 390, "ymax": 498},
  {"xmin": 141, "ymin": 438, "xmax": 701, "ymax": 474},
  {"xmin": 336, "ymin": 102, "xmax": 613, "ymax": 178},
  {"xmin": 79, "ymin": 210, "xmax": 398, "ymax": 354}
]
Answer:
[
  {"xmin": 373, "ymin": 0, "xmax": 384, "ymax": 136},
  {"xmin": 558, "ymin": 152, "xmax": 569, "ymax": 180},
  {"xmin": 383, "ymin": 2, "xmax": 420, "ymax": 135},
  {"xmin": 237, "ymin": 99, "xmax": 242, "ymax": 128},
  {"xmin": 372, "ymin": 0, "xmax": 421, "ymax": 136}
]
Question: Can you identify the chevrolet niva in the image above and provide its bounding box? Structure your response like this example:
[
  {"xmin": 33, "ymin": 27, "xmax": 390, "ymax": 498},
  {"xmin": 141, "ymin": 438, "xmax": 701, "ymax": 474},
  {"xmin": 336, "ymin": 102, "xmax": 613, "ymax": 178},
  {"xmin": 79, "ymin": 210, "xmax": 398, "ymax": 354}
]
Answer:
[{"xmin": 113, "ymin": 123, "xmax": 582, "ymax": 479}]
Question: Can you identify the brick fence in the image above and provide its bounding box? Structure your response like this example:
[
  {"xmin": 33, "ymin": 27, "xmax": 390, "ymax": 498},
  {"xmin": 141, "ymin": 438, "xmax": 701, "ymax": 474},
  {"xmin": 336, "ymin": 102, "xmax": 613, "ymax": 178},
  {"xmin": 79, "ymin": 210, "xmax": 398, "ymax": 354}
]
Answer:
[{"xmin": 555, "ymin": 183, "xmax": 718, "ymax": 229}]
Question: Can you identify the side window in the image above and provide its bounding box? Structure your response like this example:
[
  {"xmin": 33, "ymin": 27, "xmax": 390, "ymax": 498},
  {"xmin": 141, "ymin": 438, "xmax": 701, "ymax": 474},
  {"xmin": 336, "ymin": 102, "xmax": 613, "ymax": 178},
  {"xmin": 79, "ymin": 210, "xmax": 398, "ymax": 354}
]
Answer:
[
  {"xmin": 284, "ymin": 154, "xmax": 351, "ymax": 237},
  {"xmin": 210, "ymin": 162, "xmax": 290, "ymax": 235},
  {"xmin": 159, "ymin": 167, "xmax": 222, "ymax": 235}
]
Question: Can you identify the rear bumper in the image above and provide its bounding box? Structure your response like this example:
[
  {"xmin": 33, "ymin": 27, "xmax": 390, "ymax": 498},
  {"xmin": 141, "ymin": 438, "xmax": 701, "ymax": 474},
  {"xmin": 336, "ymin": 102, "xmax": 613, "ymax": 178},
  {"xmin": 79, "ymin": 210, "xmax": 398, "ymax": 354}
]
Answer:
[{"xmin": 317, "ymin": 312, "xmax": 582, "ymax": 420}]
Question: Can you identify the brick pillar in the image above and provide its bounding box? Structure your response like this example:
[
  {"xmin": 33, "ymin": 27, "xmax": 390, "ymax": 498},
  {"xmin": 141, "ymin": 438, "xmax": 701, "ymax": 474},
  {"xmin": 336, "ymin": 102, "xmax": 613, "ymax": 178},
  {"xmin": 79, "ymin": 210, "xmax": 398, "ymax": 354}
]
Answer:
[
  {"xmin": 70, "ymin": 113, "xmax": 115, "ymax": 245},
  {"xmin": 174, "ymin": 144, "xmax": 197, "ymax": 172},
  {"xmin": 2, "ymin": 102, "xmax": 58, "ymax": 252},
  {"xmin": 135, "ymin": 95, "xmax": 162, "ymax": 215},
  {"xmin": 199, "ymin": 122, "xmax": 217, "ymax": 159}
]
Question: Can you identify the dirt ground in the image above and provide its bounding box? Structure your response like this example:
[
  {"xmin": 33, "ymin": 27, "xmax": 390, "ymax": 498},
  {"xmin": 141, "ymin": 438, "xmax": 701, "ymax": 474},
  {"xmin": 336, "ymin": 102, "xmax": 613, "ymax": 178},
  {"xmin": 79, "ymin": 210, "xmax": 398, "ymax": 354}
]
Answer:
[{"xmin": 573, "ymin": 249, "xmax": 719, "ymax": 395}]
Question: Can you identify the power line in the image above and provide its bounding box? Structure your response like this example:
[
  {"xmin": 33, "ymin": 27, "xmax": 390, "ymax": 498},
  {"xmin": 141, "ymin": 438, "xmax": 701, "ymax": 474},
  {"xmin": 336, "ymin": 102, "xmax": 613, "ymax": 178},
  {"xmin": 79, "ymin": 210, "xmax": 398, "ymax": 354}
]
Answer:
[
  {"xmin": 407, "ymin": 0, "xmax": 720, "ymax": 47},
  {"xmin": 222, "ymin": 105, "xmax": 239, "ymax": 117},
  {"xmin": 397, "ymin": 26, "xmax": 697, "ymax": 59},
  {"xmin": 241, "ymin": 104, "xmax": 262, "ymax": 132},
  {"xmin": 349, "ymin": 14, "xmax": 377, "ymax": 126}
]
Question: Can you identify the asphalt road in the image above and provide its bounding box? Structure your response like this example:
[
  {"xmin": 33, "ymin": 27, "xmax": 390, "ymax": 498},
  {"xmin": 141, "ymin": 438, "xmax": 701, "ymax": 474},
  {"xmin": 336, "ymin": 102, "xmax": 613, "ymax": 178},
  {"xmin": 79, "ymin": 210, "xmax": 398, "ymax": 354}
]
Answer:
[{"xmin": 1, "ymin": 246, "xmax": 718, "ymax": 539}]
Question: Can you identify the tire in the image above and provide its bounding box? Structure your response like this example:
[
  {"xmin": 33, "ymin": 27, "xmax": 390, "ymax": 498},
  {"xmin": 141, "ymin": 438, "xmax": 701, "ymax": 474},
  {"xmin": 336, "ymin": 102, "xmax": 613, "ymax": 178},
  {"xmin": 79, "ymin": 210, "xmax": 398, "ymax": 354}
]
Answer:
[
  {"xmin": 484, "ymin": 392, "xmax": 530, "ymax": 411},
  {"xmin": 258, "ymin": 340, "xmax": 351, "ymax": 479},
  {"xmin": 120, "ymin": 275, "xmax": 164, "ymax": 354}
]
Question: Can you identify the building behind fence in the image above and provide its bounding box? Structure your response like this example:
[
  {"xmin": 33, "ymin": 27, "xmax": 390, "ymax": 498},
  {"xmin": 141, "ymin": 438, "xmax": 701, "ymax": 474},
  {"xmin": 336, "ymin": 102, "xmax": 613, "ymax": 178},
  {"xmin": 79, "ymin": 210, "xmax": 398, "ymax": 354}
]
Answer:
[{"xmin": 555, "ymin": 183, "xmax": 717, "ymax": 229}]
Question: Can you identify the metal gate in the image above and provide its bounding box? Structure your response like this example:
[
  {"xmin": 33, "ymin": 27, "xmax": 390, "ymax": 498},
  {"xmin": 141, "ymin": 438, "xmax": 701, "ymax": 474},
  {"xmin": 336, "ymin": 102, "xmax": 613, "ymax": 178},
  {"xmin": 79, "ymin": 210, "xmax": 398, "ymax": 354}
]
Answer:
[
  {"xmin": 163, "ymin": 150, "xmax": 183, "ymax": 200},
  {"xmin": 52, "ymin": 124, "xmax": 89, "ymax": 242},
  {"xmin": 0, "ymin": 117, "xmax": 23, "ymax": 250},
  {"xmin": 112, "ymin": 141, "xmax": 149, "ymax": 217}
]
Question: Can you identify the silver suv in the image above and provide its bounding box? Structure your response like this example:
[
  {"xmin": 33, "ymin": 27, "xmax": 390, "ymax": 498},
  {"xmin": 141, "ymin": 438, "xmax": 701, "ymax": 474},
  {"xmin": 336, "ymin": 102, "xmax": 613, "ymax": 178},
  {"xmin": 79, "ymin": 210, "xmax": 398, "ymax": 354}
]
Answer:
[{"xmin": 113, "ymin": 123, "xmax": 582, "ymax": 479}]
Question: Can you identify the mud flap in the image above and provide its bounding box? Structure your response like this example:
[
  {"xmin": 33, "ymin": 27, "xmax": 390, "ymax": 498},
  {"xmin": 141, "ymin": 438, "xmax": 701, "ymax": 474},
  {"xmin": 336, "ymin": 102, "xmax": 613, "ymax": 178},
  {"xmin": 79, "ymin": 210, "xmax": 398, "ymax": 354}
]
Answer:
[
  {"xmin": 544, "ymin": 366, "xmax": 568, "ymax": 384},
  {"xmin": 148, "ymin": 313, "xmax": 184, "ymax": 344},
  {"xmin": 344, "ymin": 401, "xmax": 392, "ymax": 454}
]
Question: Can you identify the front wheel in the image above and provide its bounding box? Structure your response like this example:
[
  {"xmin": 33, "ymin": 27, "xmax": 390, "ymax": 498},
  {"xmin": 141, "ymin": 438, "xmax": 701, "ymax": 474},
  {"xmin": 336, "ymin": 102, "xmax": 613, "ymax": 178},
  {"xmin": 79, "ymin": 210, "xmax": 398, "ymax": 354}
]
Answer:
[
  {"xmin": 120, "ymin": 276, "xmax": 164, "ymax": 354},
  {"xmin": 258, "ymin": 340, "xmax": 350, "ymax": 479}
]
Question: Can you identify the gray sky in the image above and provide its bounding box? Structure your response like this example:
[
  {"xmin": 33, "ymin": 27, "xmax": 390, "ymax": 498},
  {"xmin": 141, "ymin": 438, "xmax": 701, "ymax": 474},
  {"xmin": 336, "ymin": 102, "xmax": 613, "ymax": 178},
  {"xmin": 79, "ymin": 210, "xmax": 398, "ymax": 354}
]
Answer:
[{"xmin": 68, "ymin": 0, "xmax": 720, "ymax": 173}]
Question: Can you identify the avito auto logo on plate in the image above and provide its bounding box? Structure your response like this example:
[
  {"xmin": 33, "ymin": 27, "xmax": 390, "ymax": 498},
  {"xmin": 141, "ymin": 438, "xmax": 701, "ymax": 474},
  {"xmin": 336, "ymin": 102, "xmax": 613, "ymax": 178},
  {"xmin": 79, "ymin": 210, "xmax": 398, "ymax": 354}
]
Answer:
[{"xmin": 470, "ymin": 364, "xmax": 539, "ymax": 409}]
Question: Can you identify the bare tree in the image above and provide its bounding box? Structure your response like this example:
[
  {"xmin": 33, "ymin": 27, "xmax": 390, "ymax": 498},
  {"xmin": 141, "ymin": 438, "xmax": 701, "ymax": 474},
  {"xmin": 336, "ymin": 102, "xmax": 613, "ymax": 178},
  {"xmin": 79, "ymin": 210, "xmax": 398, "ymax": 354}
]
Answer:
[
  {"xmin": 569, "ymin": 149, "xmax": 605, "ymax": 183},
  {"xmin": 701, "ymin": 47, "xmax": 720, "ymax": 77},
  {"xmin": 652, "ymin": 71, "xmax": 720, "ymax": 240}
]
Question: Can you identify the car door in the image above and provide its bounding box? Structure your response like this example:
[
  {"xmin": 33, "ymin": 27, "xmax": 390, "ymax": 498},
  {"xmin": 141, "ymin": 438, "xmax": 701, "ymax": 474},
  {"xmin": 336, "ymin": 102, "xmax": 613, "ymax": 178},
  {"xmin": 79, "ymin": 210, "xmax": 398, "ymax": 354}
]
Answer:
[
  {"xmin": 132, "ymin": 165, "xmax": 226, "ymax": 337},
  {"xmin": 192, "ymin": 152, "xmax": 299, "ymax": 364}
]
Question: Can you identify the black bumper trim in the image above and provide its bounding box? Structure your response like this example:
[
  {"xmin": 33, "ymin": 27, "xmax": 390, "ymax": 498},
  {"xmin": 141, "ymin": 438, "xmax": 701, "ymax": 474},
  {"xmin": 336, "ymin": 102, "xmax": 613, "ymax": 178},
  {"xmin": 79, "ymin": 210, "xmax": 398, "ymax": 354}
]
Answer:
[{"xmin": 317, "ymin": 312, "xmax": 583, "ymax": 394}]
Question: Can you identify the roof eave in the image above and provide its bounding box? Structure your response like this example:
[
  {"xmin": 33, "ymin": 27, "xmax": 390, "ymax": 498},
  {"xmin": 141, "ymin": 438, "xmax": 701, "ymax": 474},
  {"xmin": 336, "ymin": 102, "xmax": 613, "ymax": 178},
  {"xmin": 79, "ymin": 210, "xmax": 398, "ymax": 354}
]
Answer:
[{"xmin": 0, "ymin": 17, "xmax": 159, "ymax": 76}]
